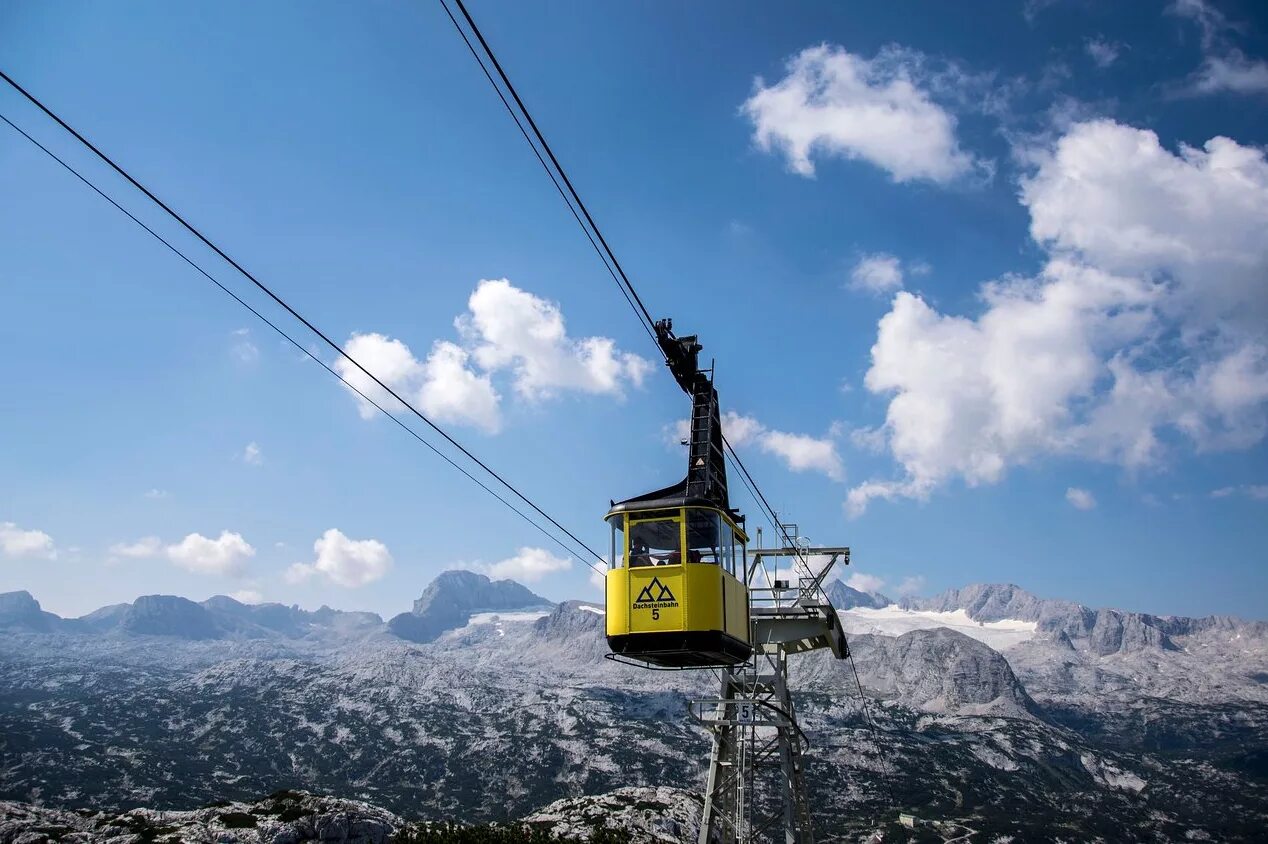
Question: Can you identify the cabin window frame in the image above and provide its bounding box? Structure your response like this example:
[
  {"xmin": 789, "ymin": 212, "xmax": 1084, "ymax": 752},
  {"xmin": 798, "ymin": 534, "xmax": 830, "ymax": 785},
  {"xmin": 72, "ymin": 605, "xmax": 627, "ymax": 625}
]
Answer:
[{"xmin": 627, "ymin": 512, "xmax": 685, "ymax": 568}]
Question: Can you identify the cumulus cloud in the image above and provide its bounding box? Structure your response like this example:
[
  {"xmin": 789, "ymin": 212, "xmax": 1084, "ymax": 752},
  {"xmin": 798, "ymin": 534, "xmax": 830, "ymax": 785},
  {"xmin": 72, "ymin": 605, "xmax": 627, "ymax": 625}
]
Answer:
[
  {"xmin": 336, "ymin": 280, "xmax": 648, "ymax": 433},
  {"xmin": 417, "ymin": 341, "xmax": 503, "ymax": 432},
  {"xmin": 109, "ymin": 537, "xmax": 163, "ymax": 559},
  {"xmin": 669, "ymin": 411, "xmax": 844, "ymax": 481},
  {"xmin": 166, "ymin": 531, "xmax": 254, "ymax": 576},
  {"xmin": 336, "ymin": 332, "xmax": 502, "ymax": 434},
  {"xmin": 286, "ymin": 529, "xmax": 392, "ymax": 588},
  {"xmin": 0, "ymin": 522, "xmax": 57, "ymax": 560},
  {"xmin": 723, "ymin": 412, "xmax": 844, "ymax": 480},
  {"xmin": 760, "ymin": 431, "xmax": 845, "ymax": 481},
  {"xmin": 1066, "ymin": 487, "xmax": 1097, "ymax": 510},
  {"xmin": 743, "ymin": 44, "xmax": 981, "ymax": 184},
  {"xmin": 143, "ymin": 488, "xmax": 170, "ymax": 500},
  {"xmin": 459, "ymin": 279, "xmax": 652, "ymax": 400},
  {"xmin": 589, "ymin": 562, "xmax": 608, "ymax": 591},
  {"xmin": 848, "ymin": 119, "xmax": 1268, "ymax": 515},
  {"xmin": 230, "ymin": 589, "xmax": 263, "ymax": 604},
  {"xmin": 849, "ymin": 253, "xmax": 905, "ymax": 294},
  {"xmin": 721, "ymin": 410, "xmax": 767, "ymax": 447},
  {"xmin": 242, "ymin": 442, "xmax": 263, "ymax": 466},
  {"xmin": 1023, "ymin": 120, "xmax": 1268, "ymax": 334},
  {"xmin": 478, "ymin": 546, "xmax": 572, "ymax": 583},
  {"xmin": 847, "ymin": 572, "xmax": 886, "ymax": 593}
]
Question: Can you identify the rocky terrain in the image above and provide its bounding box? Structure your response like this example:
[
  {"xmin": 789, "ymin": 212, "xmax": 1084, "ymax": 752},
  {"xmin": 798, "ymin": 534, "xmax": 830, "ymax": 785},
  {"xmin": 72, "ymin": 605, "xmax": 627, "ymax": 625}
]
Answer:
[
  {"xmin": 0, "ymin": 787, "xmax": 683, "ymax": 842},
  {"xmin": 0, "ymin": 574, "xmax": 1265, "ymax": 842}
]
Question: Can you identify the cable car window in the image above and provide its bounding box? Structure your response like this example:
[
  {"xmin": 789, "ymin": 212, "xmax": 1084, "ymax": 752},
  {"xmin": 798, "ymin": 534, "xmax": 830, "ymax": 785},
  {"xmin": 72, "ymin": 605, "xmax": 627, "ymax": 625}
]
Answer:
[
  {"xmin": 629, "ymin": 518, "xmax": 681, "ymax": 567},
  {"xmin": 610, "ymin": 517, "xmax": 625, "ymax": 569},
  {"xmin": 720, "ymin": 519, "xmax": 734, "ymax": 575},
  {"xmin": 686, "ymin": 509, "xmax": 722, "ymax": 565}
]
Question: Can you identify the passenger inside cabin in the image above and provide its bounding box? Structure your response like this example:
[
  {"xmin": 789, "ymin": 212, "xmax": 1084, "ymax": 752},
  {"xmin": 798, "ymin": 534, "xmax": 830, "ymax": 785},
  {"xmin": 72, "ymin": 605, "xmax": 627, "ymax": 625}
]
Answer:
[{"xmin": 630, "ymin": 542, "xmax": 653, "ymax": 567}]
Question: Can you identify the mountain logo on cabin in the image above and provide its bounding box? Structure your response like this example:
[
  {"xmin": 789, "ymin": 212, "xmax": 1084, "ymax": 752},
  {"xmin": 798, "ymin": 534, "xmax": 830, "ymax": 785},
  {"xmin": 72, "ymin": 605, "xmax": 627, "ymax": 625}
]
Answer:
[{"xmin": 635, "ymin": 578, "xmax": 676, "ymax": 605}]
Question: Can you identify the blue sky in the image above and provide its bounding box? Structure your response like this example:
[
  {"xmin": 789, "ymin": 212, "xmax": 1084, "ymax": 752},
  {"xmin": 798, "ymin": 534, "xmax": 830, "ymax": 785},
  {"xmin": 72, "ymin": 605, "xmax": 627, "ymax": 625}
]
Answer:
[{"xmin": 2, "ymin": 0, "xmax": 1266, "ymax": 620}]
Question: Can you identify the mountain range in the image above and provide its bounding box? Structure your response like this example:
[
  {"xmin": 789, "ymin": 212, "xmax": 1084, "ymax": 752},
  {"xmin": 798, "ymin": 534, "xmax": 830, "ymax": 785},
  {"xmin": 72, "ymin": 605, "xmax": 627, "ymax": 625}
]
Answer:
[{"xmin": 0, "ymin": 573, "xmax": 1265, "ymax": 841}]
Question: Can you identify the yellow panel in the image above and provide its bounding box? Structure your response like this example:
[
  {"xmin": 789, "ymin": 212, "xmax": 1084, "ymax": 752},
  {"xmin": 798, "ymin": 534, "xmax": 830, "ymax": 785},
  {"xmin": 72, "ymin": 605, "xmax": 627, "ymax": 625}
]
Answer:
[
  {"xmin": 627, "ymin": 565, "xmax": 685, "ymax": 632},
  {"xmin": 684, "ymin": 563, "xmax": 724, "ymax": 632},
  {"xmin": 605, "ymin": 566, "xmax": 629, "ymax": 637}
]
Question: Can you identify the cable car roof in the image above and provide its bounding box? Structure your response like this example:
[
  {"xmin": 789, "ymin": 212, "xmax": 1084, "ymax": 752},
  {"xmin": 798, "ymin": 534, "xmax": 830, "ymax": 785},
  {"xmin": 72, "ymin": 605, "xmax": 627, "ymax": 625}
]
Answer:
[{"xmin": 607, "ymin": 475, "xmax": 747, "ymax": 529}]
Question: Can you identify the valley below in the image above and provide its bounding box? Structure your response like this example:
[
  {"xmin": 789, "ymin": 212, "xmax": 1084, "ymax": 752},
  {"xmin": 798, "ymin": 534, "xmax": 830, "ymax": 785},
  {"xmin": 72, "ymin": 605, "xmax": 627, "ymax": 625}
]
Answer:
[{"xmin": 1, "ymin": 575, "xmax": 1266, "ymax": 842}]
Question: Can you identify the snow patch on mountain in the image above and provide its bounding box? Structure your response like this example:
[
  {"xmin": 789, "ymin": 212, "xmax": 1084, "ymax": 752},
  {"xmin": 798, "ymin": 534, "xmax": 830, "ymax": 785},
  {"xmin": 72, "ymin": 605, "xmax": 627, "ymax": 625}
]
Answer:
[{"xmin": 839, "ymin": 604, "xmax": 1038, "ymax": 650}]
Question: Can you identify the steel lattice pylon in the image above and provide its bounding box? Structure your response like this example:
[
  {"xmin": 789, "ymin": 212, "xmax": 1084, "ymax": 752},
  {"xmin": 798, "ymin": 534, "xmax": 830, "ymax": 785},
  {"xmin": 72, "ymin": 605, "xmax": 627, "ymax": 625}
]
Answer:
[{"xmin": 692, "ymin": 530, "xmax": 850, "ymax": 844}]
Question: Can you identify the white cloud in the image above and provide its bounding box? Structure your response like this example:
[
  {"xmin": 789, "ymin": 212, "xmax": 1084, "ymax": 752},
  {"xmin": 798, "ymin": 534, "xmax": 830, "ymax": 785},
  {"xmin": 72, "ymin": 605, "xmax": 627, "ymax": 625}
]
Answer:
[
  {"xmin": 230, "ymin": 589, "xmax": 263, "ymax": 604},
  {"xmin": 714, "ymin": 411, "xmax": 844, "ymax": 480},
  {"xmin": 1192, "ymin": 52, "xmax": 1268, "ymax": 95},
  {"xmin": 459, "ymin": 279, "xmax": 652, "ymax": 400},
  {"xmin": 589, "ymin": 562, "xmax": 608, "ymax": 592},
  {"xmin": 242, "ymin": 442, "xmax": 263, "ymax": 466},
  {"xmin": 418, "ymin": 341, "xmax": 503, "ymax": 433},
  {"xmin": 336, "ymin": 280, "xmax": 648, "ymax": 434},
  {"xmin": 1023, "ymin": 120, "xmax": 1268, "ymax": 334},
  {"xmin": 1084, "ymin": 38, "xmax": 1121, "ymax": 69},
  {"xmin": 760, "ymin": 431, "xmax": 845, "ymax": 481},
  {"xmin": 847, "ymin": 572, "xmax": 886, "ymax": 593},
  {"xmin": 288, "ymin": 528, "xmax": 392, "ymax": 588},
  {"xmin": 143, "ymin": 488, "xmax": 170, "ymax": 500},
  {"xmin": 284, "ymin": 562, "xmax": 314, "ymax": 584},
  {"xmin": 1170, "ymin": 0, "xmax": 1268, "ymax": 95},
  {"xmin": 109, "ymin": 537, "xmax": 162, "ymax": 559},
  {"xmin": 231, "ymin": 328, "xmax": 259, "ymax": 364},
  {"xmin": 166, "ymin": 531, "xmax": 254, "ymax": 576},
  {"xmin": 0, "ymin": 522, "xmax": 57, "ymax": 560},
  {"xmin": 849, "ymin": 253, "xmax": 904, "ymax": 294},
  {"xmin": 478, "ymin": 546, "xmax": 571, "ymax": 583},
  {"xmin": 721, "ymin": 410, "xmax": 766, "ymax": 446},
  {"xmin": 895, "ymin": 575, "xmax": 926, "ymax": 596},
  {"xmin": 337, "ymin": 332, "xmax": 501, "ymax": 433},
  {"xmin": 1066, "ymin": 487, "xmax": 1097, "ymax": 510},
  {"xmin": 848, "ymin": 119, "xmax": 1268, "ymax": 515},
  {"xmin": 743, "ymin": 44, "xmax": 980, "ymax": 184},
  {"xmin": 1211, "ymin": 484, "xmax": 1268, "ymax": 501}
]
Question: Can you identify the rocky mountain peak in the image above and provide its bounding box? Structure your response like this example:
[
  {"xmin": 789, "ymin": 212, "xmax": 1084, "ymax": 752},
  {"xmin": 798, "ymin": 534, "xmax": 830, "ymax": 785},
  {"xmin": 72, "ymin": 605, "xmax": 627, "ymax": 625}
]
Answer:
[
  {"xmin": 411, "ymin": 569, "xmax": 550, "ymax": 615},
  {"xmin": 849, "ymin": 627, "xmax": 1038, "ymax": 718},
  {"xmin": 825, "ymin": 579, "xmax": 891, "ymax": 610},
  {"xmin": 120, "ymin": 595, "xmax": 220, "ymax": 640},
  {"xmin": 907, "ymin": 583, "xmax": 1055, "ymax": 622},
  {"xmin": 389, "ymin": 569, "xmax": 553, "ymax": 644},
  {"xmin": 0, "ymin": 590, "xmax": 56, "ymax": 631}
]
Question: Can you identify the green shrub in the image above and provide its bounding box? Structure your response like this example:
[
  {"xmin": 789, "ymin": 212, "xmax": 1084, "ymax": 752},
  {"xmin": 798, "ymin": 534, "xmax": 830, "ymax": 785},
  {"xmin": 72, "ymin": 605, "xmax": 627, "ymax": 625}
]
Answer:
[
  {"xmin": 219, "ymin": 812, "xmax": 258, "ymax": 829},
  {"xmin": 392, "ymin": 821, "xmax": 630, "ymax": 843},
  {"xmin": 278, "ymin": 806, "xmax": 315, "ymax": 823}
]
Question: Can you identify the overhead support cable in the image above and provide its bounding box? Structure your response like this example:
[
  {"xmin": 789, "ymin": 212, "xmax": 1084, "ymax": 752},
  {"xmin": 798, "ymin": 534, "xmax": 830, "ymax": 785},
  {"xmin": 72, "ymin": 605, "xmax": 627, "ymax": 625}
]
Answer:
[
  {"xmin": 439, "ymin": 1, "xmax": 807, "ymax": 563},
  {"xmin": 434, "ymin": 0, "xmax": 657, "ymax": 349},
  {"xmin": 0, "ymin": 72, "xmax": 607, "ymax": 573},
  {"xmin": 0, "ymin": 109, "xmax": 602, "ymax": 575},
  {"xmin": 445, "ymin": 0, "xmax": 660, "ymax": 338}
]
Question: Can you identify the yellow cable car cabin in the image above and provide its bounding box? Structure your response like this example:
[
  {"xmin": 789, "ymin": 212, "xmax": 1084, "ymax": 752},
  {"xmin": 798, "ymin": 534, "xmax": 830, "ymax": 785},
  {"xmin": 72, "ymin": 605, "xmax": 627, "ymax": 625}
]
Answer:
[{"xmin": 605, "ymin": 319, "xmax": 752, "ymax": 668}]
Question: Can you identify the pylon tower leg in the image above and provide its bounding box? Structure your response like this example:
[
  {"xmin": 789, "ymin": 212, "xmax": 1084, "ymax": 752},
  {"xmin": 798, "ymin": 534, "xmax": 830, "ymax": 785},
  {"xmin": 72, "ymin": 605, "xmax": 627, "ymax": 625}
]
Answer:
[
  {"xmin": 699, "ymin": 669, "xmax": 743, "ymax": 844},
  {"xmin": 697, "ymin": 648, "xmax": 814, "ymax": 844}
]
